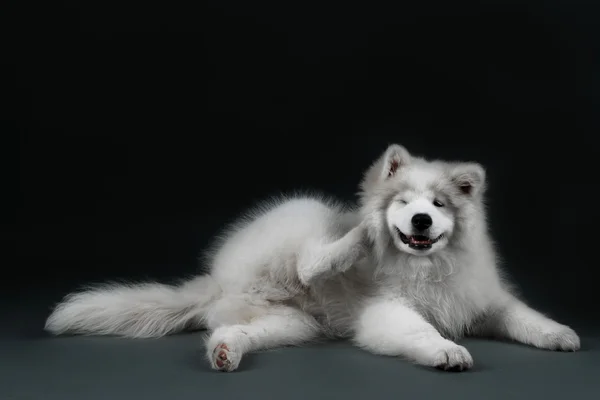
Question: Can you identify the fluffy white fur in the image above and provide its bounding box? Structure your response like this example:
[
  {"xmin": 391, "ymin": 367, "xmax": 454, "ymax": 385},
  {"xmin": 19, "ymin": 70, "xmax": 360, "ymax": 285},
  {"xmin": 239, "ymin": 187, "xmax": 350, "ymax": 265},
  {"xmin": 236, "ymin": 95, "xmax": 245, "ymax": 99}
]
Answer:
[{"xmin": 45, "ymin": 144, "xmax": 580, "ymax": 372}]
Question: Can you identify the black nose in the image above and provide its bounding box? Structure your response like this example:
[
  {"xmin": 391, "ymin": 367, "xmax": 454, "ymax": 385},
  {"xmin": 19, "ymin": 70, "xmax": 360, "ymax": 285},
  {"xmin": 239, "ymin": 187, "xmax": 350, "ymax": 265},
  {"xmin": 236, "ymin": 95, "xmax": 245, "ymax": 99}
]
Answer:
[{"xmin": 411, "ymin": 213, "xmax": 432, "ymax": 230}]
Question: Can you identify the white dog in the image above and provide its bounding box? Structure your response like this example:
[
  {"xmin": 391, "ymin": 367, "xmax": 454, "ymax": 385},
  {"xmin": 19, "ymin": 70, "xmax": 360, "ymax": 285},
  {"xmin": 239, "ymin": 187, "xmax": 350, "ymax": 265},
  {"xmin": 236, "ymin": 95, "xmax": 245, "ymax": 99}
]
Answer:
[{"xmin": 45, "ymin": 144, "xmax": 580, "ymax": 372}]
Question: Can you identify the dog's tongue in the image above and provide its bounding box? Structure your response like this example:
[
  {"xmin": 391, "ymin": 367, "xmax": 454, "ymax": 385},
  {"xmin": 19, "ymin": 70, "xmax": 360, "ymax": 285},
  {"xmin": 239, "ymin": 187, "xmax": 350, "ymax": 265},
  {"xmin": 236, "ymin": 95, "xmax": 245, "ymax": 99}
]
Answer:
[{"xmin": 410, "ymin": 235, "xmax": 432, "ymax": 245}]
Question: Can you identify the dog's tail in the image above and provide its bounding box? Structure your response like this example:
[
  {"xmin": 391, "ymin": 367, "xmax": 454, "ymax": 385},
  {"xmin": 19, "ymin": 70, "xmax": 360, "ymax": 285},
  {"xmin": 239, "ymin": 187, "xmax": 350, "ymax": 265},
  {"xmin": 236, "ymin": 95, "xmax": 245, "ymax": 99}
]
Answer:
[{"xmin": 44, "ymin": 275, "xmax": 221, "ymax": 339}]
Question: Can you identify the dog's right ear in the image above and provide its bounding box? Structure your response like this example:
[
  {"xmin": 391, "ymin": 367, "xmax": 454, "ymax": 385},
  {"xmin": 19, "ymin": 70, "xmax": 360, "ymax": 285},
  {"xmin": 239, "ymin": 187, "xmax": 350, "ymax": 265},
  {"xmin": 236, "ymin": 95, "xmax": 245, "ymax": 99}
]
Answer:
[
  {"xmin": 360, "ymin": 144, "xmax": 412, "ymax": 195},
  {"xmin": 379, "ymin": 144, "xmax": 411, "ymax": 180}
]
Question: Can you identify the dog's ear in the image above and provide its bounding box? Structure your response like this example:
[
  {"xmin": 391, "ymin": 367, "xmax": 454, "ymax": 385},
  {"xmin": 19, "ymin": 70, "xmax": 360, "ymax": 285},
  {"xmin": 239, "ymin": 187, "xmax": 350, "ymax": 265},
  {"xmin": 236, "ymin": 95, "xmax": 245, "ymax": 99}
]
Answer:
[
  {"xmin": 379, "ymin": 144, "xmax": 412, "ymax": 180},
  {"xmin": 359, "ymin": 144, "xmax": 412, "ymax": 195},
  {"xmin": 450, "ymin": 162, "xmax": 486, "ymax": 197}
]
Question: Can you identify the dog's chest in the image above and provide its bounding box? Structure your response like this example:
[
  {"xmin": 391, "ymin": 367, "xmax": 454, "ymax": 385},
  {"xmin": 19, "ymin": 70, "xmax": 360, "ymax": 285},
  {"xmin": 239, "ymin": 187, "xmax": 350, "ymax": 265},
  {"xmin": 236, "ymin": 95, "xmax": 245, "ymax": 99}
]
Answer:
[{"xmin": 400, "ymin": 276, "xmax": 486, "ymax": 338}]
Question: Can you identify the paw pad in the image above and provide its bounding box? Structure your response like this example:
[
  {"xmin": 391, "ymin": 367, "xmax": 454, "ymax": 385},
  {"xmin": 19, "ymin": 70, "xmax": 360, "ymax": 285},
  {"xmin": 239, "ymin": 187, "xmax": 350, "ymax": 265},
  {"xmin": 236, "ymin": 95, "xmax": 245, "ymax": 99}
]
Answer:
[{"xmin": 212, "ymin": 343, "xmax": 240, "ymax": 372}]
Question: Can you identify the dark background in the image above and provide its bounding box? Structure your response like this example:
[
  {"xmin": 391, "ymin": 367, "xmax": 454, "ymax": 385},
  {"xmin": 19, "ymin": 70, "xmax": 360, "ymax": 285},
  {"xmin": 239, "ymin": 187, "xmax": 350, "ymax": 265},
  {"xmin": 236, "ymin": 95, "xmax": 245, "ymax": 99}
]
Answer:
[{"xmin": 9, "ymin": 0, "xmax": 600, "ymax": 334}]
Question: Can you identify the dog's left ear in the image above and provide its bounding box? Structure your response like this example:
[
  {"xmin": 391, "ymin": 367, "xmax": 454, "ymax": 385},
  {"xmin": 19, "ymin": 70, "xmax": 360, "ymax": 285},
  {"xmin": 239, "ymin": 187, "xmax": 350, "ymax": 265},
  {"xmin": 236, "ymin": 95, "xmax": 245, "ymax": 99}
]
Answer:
[{"xmin": 450, "ymin": 163, "xmax": 486, "ymax": 197}]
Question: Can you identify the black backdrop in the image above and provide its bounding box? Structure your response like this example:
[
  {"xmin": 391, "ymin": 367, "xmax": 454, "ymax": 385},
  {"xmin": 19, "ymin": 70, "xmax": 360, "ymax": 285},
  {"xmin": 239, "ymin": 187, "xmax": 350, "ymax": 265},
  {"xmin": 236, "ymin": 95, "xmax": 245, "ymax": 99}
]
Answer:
[{"xmin": 11, "ymin": 1, "xmax": 600, "ymax": 331}]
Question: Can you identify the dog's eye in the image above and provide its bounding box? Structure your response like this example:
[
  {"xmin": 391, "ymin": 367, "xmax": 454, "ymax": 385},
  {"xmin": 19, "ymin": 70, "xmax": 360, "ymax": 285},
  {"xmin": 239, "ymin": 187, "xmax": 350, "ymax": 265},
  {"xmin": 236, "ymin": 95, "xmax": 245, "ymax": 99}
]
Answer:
[
  {"xmin": 398, "ymin": 199, "xmax": 407, "ymax": 205},
  {"xmin": 433, "ymin": 199, "xmax": 444, "ymax": 207}
]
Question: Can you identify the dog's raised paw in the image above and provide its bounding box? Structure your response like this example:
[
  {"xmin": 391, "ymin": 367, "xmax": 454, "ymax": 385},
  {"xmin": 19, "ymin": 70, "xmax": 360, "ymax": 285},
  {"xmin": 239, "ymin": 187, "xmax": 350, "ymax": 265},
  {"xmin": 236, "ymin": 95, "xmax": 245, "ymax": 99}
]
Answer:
[
  {"xmin": 211, "ymin": 343, "xmax": 241, "ymax": 372},
  {"xmin": 432, "ymin": 344, "xmax": 473, "ymax": 372}
]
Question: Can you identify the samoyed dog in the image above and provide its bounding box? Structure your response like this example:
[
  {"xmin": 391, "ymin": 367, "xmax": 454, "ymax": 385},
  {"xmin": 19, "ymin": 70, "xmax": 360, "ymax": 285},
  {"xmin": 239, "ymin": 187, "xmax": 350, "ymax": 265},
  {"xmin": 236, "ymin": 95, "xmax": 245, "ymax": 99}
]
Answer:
[{"xmin": 45, "ymin": 144, "xmax": 580, "ymax": 372}]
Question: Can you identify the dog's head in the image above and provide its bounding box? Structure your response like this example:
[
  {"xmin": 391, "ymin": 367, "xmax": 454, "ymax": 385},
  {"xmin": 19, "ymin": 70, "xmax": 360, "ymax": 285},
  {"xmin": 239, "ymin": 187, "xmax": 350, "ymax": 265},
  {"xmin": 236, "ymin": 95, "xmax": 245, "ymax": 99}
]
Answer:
[{"xmin": 359, "ymin": 144, "xmax": 486, "ymax": 257}]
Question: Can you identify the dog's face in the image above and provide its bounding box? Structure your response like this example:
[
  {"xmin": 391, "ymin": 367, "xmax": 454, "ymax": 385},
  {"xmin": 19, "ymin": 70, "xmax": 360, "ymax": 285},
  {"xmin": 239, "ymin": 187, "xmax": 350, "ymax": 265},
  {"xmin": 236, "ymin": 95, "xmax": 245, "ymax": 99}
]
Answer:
[
  {"xmin": 386, "ymin": 177, "xmax": 454, "ymax": 256},
  {"xmin": 360, "ymin": 144, "xmax": 486, "ymax": 257}
]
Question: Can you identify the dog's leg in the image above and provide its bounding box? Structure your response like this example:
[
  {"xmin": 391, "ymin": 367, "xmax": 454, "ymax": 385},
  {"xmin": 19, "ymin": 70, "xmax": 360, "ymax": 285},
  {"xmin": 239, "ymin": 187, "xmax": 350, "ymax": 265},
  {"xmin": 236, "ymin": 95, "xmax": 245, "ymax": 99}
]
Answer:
[
  {"xmin": 205, "ymin": 306, "xmax": 320, "ymax": 372},
  {"xmin": 297, "ymin": 222, "xmax": 368, "ymax": 286},
  {"xmin": 476, "ymin": 294, "xmax": 580, "ymax": 351},
  {"xmin": 353, "ymin": 298, "xmax": 474, "ymax": 371}
]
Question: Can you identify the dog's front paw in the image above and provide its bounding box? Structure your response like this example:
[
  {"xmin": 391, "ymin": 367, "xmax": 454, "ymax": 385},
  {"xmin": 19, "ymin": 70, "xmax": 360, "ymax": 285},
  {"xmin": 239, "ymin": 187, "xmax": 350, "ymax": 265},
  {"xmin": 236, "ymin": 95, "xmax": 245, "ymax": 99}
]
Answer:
[
  {"xmin": 536, "ymin": 325, "xmax": 581, "ymax": 352},
  {"xmin": 430, "ymin": 343, "xmax": 474, "ymax": 372}
]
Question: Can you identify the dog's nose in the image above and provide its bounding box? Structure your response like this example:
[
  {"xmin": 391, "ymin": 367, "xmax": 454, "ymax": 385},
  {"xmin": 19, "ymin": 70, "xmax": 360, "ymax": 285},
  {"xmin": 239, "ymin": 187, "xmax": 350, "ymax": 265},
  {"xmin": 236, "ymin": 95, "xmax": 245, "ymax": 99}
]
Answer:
[{"xmin": 411, "ymin": 213, "xmax": 432, "ymax": 230}]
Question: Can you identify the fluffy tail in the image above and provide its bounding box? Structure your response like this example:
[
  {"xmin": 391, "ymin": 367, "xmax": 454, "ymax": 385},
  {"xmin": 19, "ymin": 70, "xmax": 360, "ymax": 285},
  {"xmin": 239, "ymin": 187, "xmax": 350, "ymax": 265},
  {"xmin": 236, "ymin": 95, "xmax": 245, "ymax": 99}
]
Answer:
[{"xmin": 44, "ymin": 275, "xmax": 221, "ymax": 338}]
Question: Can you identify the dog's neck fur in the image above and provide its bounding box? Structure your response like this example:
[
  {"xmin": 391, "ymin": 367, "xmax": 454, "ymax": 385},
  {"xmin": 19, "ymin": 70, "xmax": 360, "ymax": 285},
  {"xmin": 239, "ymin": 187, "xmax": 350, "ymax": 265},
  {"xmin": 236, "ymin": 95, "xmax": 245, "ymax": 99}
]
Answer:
[{"xmin": 374, "ymin": 241, "xmax": 458, "ymax": 282}]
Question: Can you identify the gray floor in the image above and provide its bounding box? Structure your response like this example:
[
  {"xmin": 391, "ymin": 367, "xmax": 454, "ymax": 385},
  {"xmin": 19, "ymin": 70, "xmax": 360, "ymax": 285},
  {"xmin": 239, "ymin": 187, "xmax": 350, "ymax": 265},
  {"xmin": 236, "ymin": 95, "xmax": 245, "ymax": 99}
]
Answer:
[
  {"xmin": 2, "ymin": 288, "xmax": 598, "ymax": 400},
  {"xmin": 2, "ymin": 330, "xmax": 599, "ymax": 400}
]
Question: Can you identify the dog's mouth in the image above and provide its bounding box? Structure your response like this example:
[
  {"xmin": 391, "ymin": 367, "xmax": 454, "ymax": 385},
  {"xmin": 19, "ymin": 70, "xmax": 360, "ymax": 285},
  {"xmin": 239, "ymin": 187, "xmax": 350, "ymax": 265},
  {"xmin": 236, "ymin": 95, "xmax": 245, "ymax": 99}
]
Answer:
[{"xmin": 395, "ymin": 227, "xmax": 444, "ymax": 250}]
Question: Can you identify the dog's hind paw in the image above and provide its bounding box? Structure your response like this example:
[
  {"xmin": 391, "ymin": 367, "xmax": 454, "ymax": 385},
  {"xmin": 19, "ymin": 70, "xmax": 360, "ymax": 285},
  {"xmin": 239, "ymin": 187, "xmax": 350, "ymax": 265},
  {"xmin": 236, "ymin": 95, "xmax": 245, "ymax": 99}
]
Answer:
[{"xmin": 210, "ymin": 343, "xmax": 241, "ymax": 372}]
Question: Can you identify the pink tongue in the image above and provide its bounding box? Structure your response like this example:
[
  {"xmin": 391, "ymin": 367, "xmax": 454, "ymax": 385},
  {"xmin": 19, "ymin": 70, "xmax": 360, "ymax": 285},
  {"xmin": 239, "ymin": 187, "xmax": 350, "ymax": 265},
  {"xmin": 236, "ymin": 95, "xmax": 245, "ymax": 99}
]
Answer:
[{"xmin": 410, "ymin": 237, "xmax": 431, "ymax": 245}]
